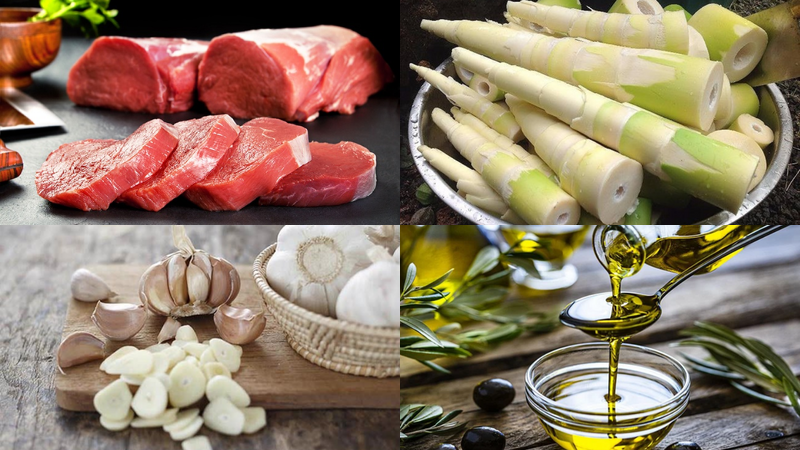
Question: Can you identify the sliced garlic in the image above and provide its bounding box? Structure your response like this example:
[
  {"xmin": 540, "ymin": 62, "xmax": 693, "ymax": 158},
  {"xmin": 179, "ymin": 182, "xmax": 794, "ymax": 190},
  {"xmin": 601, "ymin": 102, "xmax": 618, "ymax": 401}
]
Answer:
[
  {"xmin": 150, "ymin": 352, "xmax": 170, "ymax": 374},
  {"xmin": 162, "ymin": 346, "xmax": 187, "ymax": 370},
  {"xmin": 93, "ymin": 379, "xmax": 133, "ymax": 421},
  {"xmin": 202, "ymin": 362, "xmax": 231, "ymax": 380},
  {"xmin": 71, "ymin": 268, "xmax": 116, "ymax": 302},
  {"xmin": 146, "ymin": 343, "xmax": 171, "ymax": 353},
  {"xmin": 131, "ymin": 377, "xmax": 169, "ymax": 419},
  {"xmin": 213, "ymin": 305, "xmax": 266, "ymax": 345},
  {"xmin": 131, "ymin": 407, "xmax": 178, "ymax": 428},
  {"xmin": 242, "ymin": 407, "xmax": 267, "ymax": 434},
  {"xmin": 105, "ymin": 349, "xmax": 154, "ymax": 376},
  {"xmin": 205, "ymin": 375, "xmax": 250, "ymax": 408},
  {"xmin": 100, "ymin": 346, "xmax": 138, "ymax": 372},
  {"xmin": 199, "ymin": 347, "xmax": 216, "ymax": 365},
  {"xmin": 183, "ymin": 342, "xmax": 208, "ymax": 359},
  {"xmin": 203, "ymin": 397, "xmax": 245, "ymax": 436},
  {"xmin": 169, "ymin": 361, "xmax": 206, "ymax": 408},
  {"xmin": 209, "ymin": 338, "xmax": 241, "ymax": 373},
  {"xmin": 99, "ymin": 409, "xmax": 134, "ymax": 431},
  {"xmin": 181, "ymin": 435, "xmax": 213, "ymax": 450},
  {"xmin": 175, "ymin": 325, "xmax": 199, "ymax": 342},
  {"xmin": 158, "ymin": 317, "xmax": 182, "ymax": 343},
  {"xmin": 120, "ymin": 373, "xmax": 146, "ymax": 386},
  {"xmin": 163, "ymin": 408, "xmax": 200, "ymax": 433},
  {"xmin": 56, "ymin": 332, "xmax": 105, "ymax": 373},
  {"xmin": 91, "ymin": 301, "xmax": 147, "ymax": 341},
  {"xmin": 169, "ymin": 416, "xmax": 204, "ymax": 441}
]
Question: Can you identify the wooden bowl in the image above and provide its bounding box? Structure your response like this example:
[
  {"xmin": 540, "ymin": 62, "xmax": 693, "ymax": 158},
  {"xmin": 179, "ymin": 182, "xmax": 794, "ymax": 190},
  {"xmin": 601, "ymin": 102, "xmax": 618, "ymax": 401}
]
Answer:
[{"xmin": 0, "ymin": 8, "xmax": 61, "ymax": 88}]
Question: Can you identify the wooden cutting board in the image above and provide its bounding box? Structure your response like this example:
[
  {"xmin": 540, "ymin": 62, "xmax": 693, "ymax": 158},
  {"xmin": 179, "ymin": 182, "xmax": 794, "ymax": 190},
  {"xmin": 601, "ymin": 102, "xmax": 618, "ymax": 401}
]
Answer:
[{"xmin": 55, "ymin": 264, "xmax": 400, "ymax": 412}]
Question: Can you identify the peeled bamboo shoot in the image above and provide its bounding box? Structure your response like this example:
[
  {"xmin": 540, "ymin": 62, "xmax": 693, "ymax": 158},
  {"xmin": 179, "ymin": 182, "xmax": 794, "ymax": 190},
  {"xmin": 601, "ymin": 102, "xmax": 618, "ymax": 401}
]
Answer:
[
  {"xmin": 707, "ymin": 130, "xmax": 766, "ymax": 191},
  {"xmin": 451, "ymin": 47, "xmax": 758, "ymax": 213},
  {"xmin": 728, "ymin": 114, "xmax": 774, "ymax": 149},
  {"xmin": 609, "ymin": 0, "xmax": 663, "ymax": 15}
]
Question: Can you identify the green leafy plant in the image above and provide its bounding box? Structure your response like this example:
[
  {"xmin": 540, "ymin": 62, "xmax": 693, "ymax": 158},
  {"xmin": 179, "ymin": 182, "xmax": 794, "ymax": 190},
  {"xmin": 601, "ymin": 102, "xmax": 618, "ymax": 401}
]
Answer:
[
  {"xmin": 676, "ymin": 321, "xmax": 800, "ymax": 416},
  {"xmin": 400, "ymin": 403, "xmax": 467, "ymax": 444},
  {"xmin": 29, "ymin": 0, "xmax": 119, "ymax": 37},
  {"xmin": 401, "ymin": 239, "xmax": 560, "ymax": 373}
]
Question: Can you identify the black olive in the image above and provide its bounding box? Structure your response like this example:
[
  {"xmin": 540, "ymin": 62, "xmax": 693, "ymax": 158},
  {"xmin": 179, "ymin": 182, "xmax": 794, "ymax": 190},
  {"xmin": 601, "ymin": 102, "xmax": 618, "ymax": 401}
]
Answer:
[
  {"xmin": 434, "ymin": 444, "xmax": 457, "ymax": 450},
  {"xmin": 472, "ymin": 378, "xmax": 515, "ymax": 412},
  {"xmin": 461, "ymin": 426, "xmax": 506, "ymax": 450},
  {"xmin": 665, "ymin": 442, "xmax": 702, "ymax": 450}
]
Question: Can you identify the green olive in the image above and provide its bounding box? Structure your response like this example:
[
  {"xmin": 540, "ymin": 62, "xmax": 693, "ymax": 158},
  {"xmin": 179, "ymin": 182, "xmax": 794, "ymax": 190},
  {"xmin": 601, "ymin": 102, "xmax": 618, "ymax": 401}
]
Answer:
[
  {"xmin": 472, "ymin": 378, "xmax": 515, "ymax": 412},
  {"xmin": 461, "ymin": 426, "xmax": 505, "ymax": 450}
]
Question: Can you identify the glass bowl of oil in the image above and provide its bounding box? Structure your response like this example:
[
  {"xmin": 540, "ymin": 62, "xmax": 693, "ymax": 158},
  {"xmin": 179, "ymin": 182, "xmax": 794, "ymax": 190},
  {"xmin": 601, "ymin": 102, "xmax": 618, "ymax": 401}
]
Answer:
[{"xmin": 525, "ymin": 343, "xmax": 690, "ymax": 450}]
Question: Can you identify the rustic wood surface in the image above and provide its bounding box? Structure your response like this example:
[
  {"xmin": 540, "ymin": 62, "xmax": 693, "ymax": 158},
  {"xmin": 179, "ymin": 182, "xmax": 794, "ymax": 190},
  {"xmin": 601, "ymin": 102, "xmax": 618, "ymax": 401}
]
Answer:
[
  {"xmin": 401, "ymin": 225, "xmax": 800, "ymax": 450},
  {"xmin": 0, "ymin": 225, "xmax": 397, "ymax": 450}
]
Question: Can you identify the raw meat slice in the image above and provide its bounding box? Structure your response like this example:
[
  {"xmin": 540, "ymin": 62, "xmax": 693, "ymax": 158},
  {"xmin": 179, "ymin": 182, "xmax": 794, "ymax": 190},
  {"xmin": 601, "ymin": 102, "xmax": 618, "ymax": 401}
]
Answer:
[
  {"xmin": 258, "ymin": 141, "xmax": 376, "ymax": 207},
  {"xmin": 67, "ymin": 37, "xmax": 209, "ymax": 114},
  {"xmin": 117, "ymin": 114, "xmax": 240, "ymax": 211},
  {"xmin": 184, "ymin": 117, "xmax": 311, "ymax": 211},
  {"xmin": 294, "ymin": 26, "xmax": 394, "ymax": 122},
  {"xmin": 35, "ymin": 119, "xmax": 179, "ymax": 211},
  {"xmin": 197, "ymin": 28, "xmax": 336, "ymax": 121}
]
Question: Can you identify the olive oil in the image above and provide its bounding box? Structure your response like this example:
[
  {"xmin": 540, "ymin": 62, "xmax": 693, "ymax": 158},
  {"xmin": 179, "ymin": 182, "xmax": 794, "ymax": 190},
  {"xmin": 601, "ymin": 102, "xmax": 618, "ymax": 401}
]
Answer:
[{"xmin": 498, "ymin": 226, "xmax": 589, "ymax": 264}]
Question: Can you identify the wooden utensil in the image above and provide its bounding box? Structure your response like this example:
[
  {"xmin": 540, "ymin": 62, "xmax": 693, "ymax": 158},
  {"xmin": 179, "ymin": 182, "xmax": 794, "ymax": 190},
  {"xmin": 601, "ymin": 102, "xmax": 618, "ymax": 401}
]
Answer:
[
  {"xmin": 743, "ymin": 0, "xmax": 800, "ymax": 86},
  {"xmin": 0, "ymin": 139, "xmax": 22, "ymax": 182}
]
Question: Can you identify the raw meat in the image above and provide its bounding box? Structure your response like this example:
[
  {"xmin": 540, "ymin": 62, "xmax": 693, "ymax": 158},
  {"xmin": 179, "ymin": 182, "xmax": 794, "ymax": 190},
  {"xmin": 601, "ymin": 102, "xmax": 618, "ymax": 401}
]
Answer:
[
  {"xmin": 197, "ymin": 26, "xmax": 392, "ymax": 122},
  {"xmin": 117, "ymin": 114, "xmax": 240, "ymax": 211},
  {"xmin": 184, "ymin": 117, "xmax": 311, "ymax": 211},
  {"xmin": 258, "ymin": 141, "xmax": 376, "ymax": 207},
  {"xmin": 35, "ymin": 119, "xmax": 179, "ymax": 211},
  {"xmin": 67, "ymin": 37, "xmax": 209, "ymax": 114}
]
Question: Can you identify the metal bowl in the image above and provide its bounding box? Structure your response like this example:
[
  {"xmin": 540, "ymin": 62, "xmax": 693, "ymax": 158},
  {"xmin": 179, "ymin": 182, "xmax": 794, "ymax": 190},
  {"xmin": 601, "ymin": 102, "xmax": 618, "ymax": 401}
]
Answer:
[{"xmin": 408, "ymin": 57, "xmax": 794, "ymax": 225}]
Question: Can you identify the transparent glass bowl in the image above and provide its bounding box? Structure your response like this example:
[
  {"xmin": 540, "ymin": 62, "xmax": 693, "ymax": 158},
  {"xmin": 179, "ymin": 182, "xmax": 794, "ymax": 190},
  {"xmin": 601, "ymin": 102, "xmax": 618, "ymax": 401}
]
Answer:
[{"xmin": 525, "ymin": 343, "xmax": 690, "ymax": 450}]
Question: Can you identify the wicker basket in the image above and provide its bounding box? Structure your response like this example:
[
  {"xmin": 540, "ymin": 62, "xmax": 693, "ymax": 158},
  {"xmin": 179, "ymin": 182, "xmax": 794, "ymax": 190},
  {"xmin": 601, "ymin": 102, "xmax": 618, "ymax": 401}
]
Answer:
[{"xmin": 252, "ymin": 244, "xmax": 400, "ymax": 378}]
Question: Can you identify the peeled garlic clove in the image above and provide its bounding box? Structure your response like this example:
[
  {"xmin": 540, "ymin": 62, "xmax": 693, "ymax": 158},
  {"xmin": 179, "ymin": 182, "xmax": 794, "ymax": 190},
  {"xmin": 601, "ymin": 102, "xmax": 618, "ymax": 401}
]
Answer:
[
  {"xmin": 57, "ymin": 332, "xmax": 105, "ymax": 373},
  {"xmin": 181, "ymin": 435, "xmax": 213, "ymax": 450},
  {"xmin": 242, "ymin": 407, "xmax": 267, "ymax": 434},
  {"xmin": 100, "ymin": 346, "xmax": 137, "ymax": 373},
  {"xmin": 175, "ymin": 324, "xmax": 198, "ymax": 342},
  {"xmin": 100, "ymin": 409, "xmax": 134, "ymax": 431},
  {"xmin": 213, "ymin": 305, "xmax": 266, "ymax": 345},
  {"xmin": 187, "ymin": 258, "xmax": 211, "ymax": 305},
  {"xmin": 139, "ymin": 261, "xmax": 176, "ymax": 316},
  {"xmin": 205, "ymin": 375, "xmax": 250, "ymax": 408},
  {"xmin": 91, "ymin": 301, "xmax": 147, "ymax": 341},
  {"xmin": 131, "ymin": 407, "xmax": 178, "ymax": 428},
  {"xmin": 167, "ymin": 254, "xmax": 189, "ymax": 307},
  {"xmin": 131, "ymin": 377, "xmax": 169, "ymax": 419},
  {"xmin": 169, "ymin": 361, "xmax": 206, "ymax": 408},
  {"xmin": 169, "ymin": 415, "xmax": 204, "ymax": 441},
  {"xmin": 71, "ymin": 268, "xmax": 116, "ymax": 302},
  {"xmin": 209, "ymin": 338, "xmax": 241, "ymax": 373},
  {"xmin": 163, "ymin": 408, "xmax": 200, "ymax": 432},
  {"xmin": 93, "ymin": 379, "xmax": 133, "ymax": 421},
  {"xmin": 206, "ymin": 257, "xmax": 241, "ymax": 309},
  {"xmin": 203, "ymin": 397, "xmax": 245, "ymax": 436},
  {"xmin": 105, "ymin": 349, "xmax": 153, "ymax": 376}
]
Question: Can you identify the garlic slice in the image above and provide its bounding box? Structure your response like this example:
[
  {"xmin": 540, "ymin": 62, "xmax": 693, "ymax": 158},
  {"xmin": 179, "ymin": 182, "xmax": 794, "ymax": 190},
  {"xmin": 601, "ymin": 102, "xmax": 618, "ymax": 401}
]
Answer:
[
  {"xmin": 202, "ymin": 362, "xmax": 231, "ymax": 380},
  {"xmin": 181, "ymin": 435, "xmax": 213, "ymax": 450},
  {"xmin": 100, "ymin": 409, "xmax": 134, "ymax": 431},
  {"xmin": 100, "ymin": 346, "xmax": 137, "ymax": 373},
  {"xmin": 131, "ymin": 377, "xmax": 169, "ymax": 419},
  {"xmin": 203, "ymin": 397, "xmax": 245, "ymax": 436},
  {"xmin": 56, "ymin": 332, "xmax": 105, "ymax": 373},
  {"xmin": 205, "ymin": 375, "xmax": 250, "ymax": 408},
  {"xmin": 131, "ymin": 407, "xmax": 178, "ymax": 428},
  {"xmin": 163, "ymin": 408, "xmax": 200, "ymax": 433},
  {"xmin": 213, "ymin": 305, "xmax": 266, "ymax": 345},
  {"xmin": 105, "ymin": 349, "xmax": 154, "ymax": 376},
  {"xmin": 242, "ymin": 407, "xmax": 267, "ymax": 434},
  {"xmin": 175, "ymin": 325, "xmax": 199, "ymax": 342},
  {"xmin": 169, "ymin": 361, "xmax": 206, "ymax": 408},
  {"xmin": 91, "ymin": 301, "xmax": 147, "ymax": 341},
  {"xmin": 209, "ymin": 338, "xmax": 241, "ymax": 373},
  {"xmin": 168, "ymin": 416, "xmax": 204, "ymax": 441},
  {"xmin": 71, "ymin": 268, "xmax": 116, "ymax": 302},
  {"xmin": 93, "ymin": 379, "xmax": 133, "ymax": 421}
]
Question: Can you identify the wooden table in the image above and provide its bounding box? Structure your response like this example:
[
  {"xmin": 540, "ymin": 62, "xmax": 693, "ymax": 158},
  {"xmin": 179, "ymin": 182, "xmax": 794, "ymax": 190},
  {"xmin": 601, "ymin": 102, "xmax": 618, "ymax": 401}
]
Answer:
[
  {"xmin": 401, "ymin": 226, "xmax": 800, "ymax": 450},
  {"xmin": 0, "ymin": 225, "xmax": 397, "ymax": 450}
]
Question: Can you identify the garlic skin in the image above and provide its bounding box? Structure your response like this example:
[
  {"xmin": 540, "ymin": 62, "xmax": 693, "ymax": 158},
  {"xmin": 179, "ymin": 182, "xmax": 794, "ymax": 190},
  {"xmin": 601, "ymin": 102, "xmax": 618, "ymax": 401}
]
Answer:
[
  {"xmin": 91, "ymin": 301, "xmax": 147, "ymax": 341},
  {"xmin": 365, "ymin": 225, "xmax": 400, "ymax": 254},
  {"xmin": 266, "ymin": 225, "xmax": 375, "ymax": 317},
  {"xmin": 213, "ymin": 305, "xmax": 266, "ymax": 345},
  {"xmin": 71, "ymin": 268, "xmax": 116, "ymax": 302},
  {"xmin": 57, "ymin": 331, "xmax": 106, "ymax": 373},
  {"xmin": 139, "ymin": 226, "xmax": 240, "ymax": 318},
  {"xmin": 335, "ymin": 246, "xmax": 400, "ymax": 328}
]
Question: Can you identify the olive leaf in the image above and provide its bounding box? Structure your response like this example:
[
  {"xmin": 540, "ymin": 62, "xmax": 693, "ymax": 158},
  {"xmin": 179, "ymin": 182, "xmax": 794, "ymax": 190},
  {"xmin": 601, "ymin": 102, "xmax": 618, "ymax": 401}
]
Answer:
[{"xmin": 400, "ymin": 403, "xmax": 467, "ymax": 444}]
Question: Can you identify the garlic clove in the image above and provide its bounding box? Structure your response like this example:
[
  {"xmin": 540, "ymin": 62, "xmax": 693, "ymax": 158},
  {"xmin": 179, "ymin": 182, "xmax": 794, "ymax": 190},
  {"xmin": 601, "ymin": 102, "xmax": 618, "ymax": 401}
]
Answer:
[
  {"xmin": 139, "ymin": 261, "xmax": 177, "ymax": 316},
  {"xmin": 205, "ymin": 375, "xmax": 250, "ymax": 408},
  {"xmin": 131, "ymin": 407, "xmax": 178, "ymax": 428},
  {"xmin": 206, "ymin": 257, "xmax": 240, "ymax": 309},
  {"xmin": 175, "ymin": 324, "xmax": 199, "ymax": 342},
  {"xmin": 91, "ymin": 301, "xmax": 147, "ymax": 341},
  {"xmin": 168, "ymin": 415, "xmax": 204, "ymax": 441},
  {"xmin": 158, "ymin": 317, "xmax": 182, "ymax": 343},
  {"xmin": 242, "ymin": 406, "xmax": 267, "ymax": 434},
  {"xmin": 203, "ymin": 397, "xmax": 245, "ymax": 436},
  {"xmin": 168, "ymin": 360, "xmax": 206, "ymax": 408},
  {"xmin": 209, "ymin": 338, "xmax": 241, "ymax": 373},
  {"xmin": 202, "ymin": 362, "xmax": 231, "ymax": 380},
  {"xmin": 163, "ymin": 408, "xmax": 200, "ymax": 433},
  {"xmin": 213, "ymin": 305, "xmax": 266, "ymax": 345},
  {"xmin": 57, "ymin": 332, "xmax": 105, "ymax": 374},
  {"xmin": 93, "ymin": 379, "xmax": 133, "ymax": 421},
  {"xmin": 187, "ymin": 258, "xmax": 211, "ymax": 305},
  {"xmin": 99, "ymin": 409, "xmax": 134, "ymax": 431},
  {"xmin": 192, "ymin": 252, "xmax": 213, "ymax": 280},
  {"xmin": 71, "ymin": 268, "xmax": 116, "ymax": 302},
  {"xmin": 105, "ymin": 349, "xmax": 154, "ymax": 376},
  {"xmin": 167, "ymin": 254, "xmax": 189, "ymax": 307},
  {"xmin": 131, "ymin": 377, "xmax": 169, "ymax": 419},
  {"xmin": 100, "ymin": 346, "xmax": 137, "ymax": 373},
  {"xmin": 181, "ymin": 435, "xmax": 213, "ymax": 450}
]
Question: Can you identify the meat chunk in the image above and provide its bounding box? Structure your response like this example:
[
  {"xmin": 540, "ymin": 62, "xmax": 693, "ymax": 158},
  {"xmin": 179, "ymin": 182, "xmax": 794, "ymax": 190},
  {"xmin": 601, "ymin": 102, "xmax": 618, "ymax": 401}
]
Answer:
[
  {"xmin": 67, "ymin": 37, "xmax": 209, "ymax": 114},
  {"xmin": 118, "ymin": 115, "xmax": 240, "ymax": 211},
  {"xmin": 197, "ymin": 26, "xmax": 392, "ymax": 122},
  {"xmin": 35, "ymin": 119, "xmax": 179, "ymax": 211},
  {"xmin": 258, "ymin": 141, "xmax": 376, "ymax": 207},
  {"xmin": 183, "ymin": 117, "xmax": 311, "ymax": 211}
]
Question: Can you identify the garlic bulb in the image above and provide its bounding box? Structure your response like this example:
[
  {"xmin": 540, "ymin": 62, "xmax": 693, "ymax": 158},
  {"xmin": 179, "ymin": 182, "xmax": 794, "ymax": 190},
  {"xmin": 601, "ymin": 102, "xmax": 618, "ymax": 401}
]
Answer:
[
  {"xmin": 139, "ymin": 226, "xmax": 240, "ymax": 319},
  {"xmin": 266, "ymin": 225, "xmax": 375, "ymax": 317},
  {"xmin": 335, "ymin": 246, "xmax": 400, "ymax": 327}
]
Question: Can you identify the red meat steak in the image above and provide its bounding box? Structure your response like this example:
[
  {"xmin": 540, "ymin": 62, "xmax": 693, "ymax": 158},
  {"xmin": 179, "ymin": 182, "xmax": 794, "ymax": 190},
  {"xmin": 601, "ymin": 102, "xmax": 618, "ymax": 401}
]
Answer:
[
  {"xmin": 35, "ymin": 119, "xmax": 179, "ymax": 211},
  {"xmin": 184, "ymin": 117, "xmax": 311, "ymax": 211},
  {"xmin": 67, "ymin": 37, "xmax": 209, "ymax": 114},
  {"xmin": 295, "ymin": 26, "xmax": 394, "ymax": 122},
  {"xmin": 258, "ymin": 141, "xmax": 376, "ymax": 207},
  {"xmin": 117, "ymin": 115, "xmax": 240, "ymax": 211}
]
